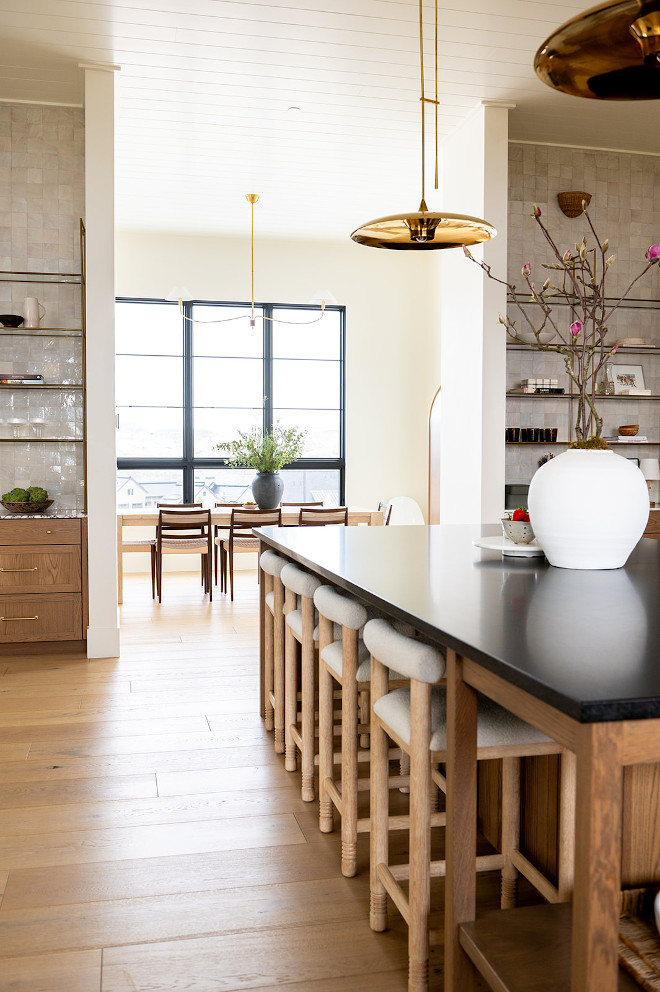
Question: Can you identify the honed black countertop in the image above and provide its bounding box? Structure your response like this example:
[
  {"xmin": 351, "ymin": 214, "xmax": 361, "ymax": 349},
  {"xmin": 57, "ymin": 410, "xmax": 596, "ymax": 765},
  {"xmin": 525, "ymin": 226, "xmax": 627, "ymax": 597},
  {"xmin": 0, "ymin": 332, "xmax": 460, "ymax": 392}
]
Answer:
[{"xmin": 256, "ymin": 523, "xmax": 660, "ymax": 724}]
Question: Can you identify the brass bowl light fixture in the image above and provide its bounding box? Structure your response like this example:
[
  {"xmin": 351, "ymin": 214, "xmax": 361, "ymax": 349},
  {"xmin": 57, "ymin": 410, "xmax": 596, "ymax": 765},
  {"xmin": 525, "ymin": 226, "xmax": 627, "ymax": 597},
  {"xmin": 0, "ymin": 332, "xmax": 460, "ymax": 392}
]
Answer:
[
  {"xmin": 535, "ymin": 0, "xmax": 660, "ymax": 100},
  {"xmin": 350, "ymin": 0, "xmax": 496, "ymax": 250},
  {"xmin": 167, "ymin": 194, "xmax": 325, "ymax": 327}
]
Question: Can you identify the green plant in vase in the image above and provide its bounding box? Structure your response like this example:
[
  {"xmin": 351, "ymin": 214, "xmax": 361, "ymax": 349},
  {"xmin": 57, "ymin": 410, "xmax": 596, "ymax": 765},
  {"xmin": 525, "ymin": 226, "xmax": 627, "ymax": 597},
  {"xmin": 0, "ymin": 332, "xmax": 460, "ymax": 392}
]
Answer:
[{"xmin": 216, "ymin": 424, "xmax": 306, "ymax": 508}]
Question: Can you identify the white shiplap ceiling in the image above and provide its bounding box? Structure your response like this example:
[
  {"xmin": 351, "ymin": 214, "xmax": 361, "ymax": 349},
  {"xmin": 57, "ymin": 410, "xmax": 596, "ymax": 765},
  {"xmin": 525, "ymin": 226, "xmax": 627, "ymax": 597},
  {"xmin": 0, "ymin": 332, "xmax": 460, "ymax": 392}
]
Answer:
[{"xmin": 1, "ymin": 0, "xmax": 659, "ymax": 238}]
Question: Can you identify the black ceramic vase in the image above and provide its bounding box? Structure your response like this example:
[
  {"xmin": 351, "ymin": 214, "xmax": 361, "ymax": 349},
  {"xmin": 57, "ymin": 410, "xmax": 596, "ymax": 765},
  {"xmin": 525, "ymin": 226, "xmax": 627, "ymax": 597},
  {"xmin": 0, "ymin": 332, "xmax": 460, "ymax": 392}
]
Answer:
[{"xmin": 251, "ymin": 472, "xmax": 283, "ymax": 509}]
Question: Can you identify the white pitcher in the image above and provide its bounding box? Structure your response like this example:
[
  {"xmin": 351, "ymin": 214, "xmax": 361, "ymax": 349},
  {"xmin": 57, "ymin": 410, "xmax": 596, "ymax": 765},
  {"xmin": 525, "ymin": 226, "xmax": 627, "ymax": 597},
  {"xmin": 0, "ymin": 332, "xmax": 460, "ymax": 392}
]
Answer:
[{"xmin": 22, "ymin": 297, "xmax": 46, "ymax": 329}]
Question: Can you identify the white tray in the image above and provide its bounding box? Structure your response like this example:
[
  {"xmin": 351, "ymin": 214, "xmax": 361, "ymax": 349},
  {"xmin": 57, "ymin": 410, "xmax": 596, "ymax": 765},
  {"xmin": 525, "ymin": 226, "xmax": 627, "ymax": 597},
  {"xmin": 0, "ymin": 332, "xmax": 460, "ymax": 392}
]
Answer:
[{"xmin": 472, "ymin": 535, "xmax": 545, "ymax": 557}]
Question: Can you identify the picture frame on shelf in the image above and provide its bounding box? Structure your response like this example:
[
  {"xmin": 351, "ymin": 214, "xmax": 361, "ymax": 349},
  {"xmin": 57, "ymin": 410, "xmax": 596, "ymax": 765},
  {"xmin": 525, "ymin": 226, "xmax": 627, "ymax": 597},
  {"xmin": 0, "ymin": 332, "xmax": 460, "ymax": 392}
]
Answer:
[{"xmin": 607, "ymin": 363, "xmax": 646, "ymax": 395}]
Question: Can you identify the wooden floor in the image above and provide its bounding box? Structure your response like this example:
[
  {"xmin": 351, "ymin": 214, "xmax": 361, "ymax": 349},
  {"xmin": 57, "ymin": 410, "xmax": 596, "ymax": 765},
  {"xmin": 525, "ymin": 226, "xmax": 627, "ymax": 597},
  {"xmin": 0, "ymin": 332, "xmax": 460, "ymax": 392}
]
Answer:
[{"xmin": 0, "ymin": 570, "xmax": 495, "ymax": 992}]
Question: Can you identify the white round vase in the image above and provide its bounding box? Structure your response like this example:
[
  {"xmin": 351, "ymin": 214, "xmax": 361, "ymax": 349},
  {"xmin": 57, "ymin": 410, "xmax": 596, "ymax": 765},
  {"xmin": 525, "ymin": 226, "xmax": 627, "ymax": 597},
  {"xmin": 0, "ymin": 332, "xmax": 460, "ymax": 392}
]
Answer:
[{"xmin": 528, "ymin": 449, "xmax": 649, "ymax": 570}]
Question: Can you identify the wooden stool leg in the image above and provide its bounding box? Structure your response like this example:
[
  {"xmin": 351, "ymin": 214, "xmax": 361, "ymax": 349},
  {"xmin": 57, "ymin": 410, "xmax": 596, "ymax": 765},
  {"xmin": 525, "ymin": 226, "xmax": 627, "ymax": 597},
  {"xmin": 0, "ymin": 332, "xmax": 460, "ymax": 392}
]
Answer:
[
  {"xmin": 400, "ymin": 748, "xmax": 411, "ymax": 795},
  {"xmin": 370, "ymin": 655, "xmax": 390, "ymax": 932},
  {"xmin": 300, "ymin": 596, "xmax": 316, "ymax": 802},
  {"xmin": 318, "ymin": 614, "xmax": 335, "ymax": 832},
  {"xmin": 408, "ymin": 680, "xmax": 432, "ymax": 992},
  {"xmin": 263, "ymin": 574, "xmax": 275, "ymax": 733},
  {"xmin": 557, "ymin": 748, "xmax": 576, "ymax": 902},
  {"xmin": 284, "ymin": 589, "xmax": 298, "ymax": 772},
  {"xmin": 359, "ymin": 686, "xmax": 370, "ymax": 749},
  {"xmin": 500, "ymin": 756, "xmax": 521, "ymax": 910},
  {"xmin": 341, "ymin": 629, "xmax": 359, "ymax": 876},
  {"xmin": 272, "ymin": 579, "xmax": 285, "ymax": 752}
]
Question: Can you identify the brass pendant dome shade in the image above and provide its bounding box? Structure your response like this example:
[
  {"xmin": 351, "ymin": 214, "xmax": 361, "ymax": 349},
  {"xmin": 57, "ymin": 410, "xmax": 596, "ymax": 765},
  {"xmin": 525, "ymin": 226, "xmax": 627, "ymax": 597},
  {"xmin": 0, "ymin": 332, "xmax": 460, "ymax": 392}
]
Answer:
[
  {"xmin": 350, "ymin": 0, "xmax": 496, "ymax": 250},
  {"xmin": 350, "ymin": 202, "xmax": 496, "ymax": 250},
  {"xmin": 535, "ymin": 0, "xmax": 660, "ymax": 100}
]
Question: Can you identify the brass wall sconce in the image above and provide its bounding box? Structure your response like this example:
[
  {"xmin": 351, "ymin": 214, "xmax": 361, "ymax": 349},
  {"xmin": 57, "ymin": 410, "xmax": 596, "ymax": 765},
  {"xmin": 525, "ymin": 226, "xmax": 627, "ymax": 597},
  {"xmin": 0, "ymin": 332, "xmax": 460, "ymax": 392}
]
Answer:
[{"xmin": 557, "ymin": 191, "xmax": 592, "ymax": 217}]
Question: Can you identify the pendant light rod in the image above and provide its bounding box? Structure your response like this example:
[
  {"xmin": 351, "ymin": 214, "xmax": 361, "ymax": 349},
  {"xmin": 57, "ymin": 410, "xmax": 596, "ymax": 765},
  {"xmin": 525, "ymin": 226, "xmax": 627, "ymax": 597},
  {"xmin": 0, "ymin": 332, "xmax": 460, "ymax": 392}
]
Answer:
[
  {"xmin": 419, "ymin": 0, "xmax": 426, "ymax": 207},
  {"xmin": 246, "ymin": 192, "xmax": 259, "ymax": 325}
]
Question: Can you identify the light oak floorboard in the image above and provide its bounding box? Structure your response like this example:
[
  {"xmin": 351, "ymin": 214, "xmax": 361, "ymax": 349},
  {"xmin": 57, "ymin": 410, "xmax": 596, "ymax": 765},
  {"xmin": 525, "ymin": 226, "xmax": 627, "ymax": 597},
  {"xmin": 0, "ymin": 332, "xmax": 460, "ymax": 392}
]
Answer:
[
  {"xmin": 0, "ymin": 812, "xmax": 305, "ymax": 871},
  {"xmin": 0, "ymin": 773, "xmax": 158, "ymax": 808},
  {"xmin": 0, "ymin": 949, "xmax": 102, "ymax": 992}
]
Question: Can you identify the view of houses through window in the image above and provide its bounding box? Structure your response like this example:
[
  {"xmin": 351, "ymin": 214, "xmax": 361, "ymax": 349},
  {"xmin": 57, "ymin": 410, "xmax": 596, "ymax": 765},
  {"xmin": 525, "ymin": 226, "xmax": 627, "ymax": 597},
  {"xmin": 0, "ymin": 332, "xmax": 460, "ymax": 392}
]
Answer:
[{"xmin": 115, "ymin": 299, "xmax": 345, "ymax": 509}]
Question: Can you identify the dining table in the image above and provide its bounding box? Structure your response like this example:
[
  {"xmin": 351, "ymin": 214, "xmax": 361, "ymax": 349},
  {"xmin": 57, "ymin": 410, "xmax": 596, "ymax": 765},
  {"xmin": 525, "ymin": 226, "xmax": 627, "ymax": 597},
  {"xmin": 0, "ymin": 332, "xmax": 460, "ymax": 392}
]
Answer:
[
  {"xmin": 116, "ymin": 505, "xmax": 384, "ymax": 604},
  {"xmin": 255, "ymin": 521, "xmax": 660, "ymax": 992}
]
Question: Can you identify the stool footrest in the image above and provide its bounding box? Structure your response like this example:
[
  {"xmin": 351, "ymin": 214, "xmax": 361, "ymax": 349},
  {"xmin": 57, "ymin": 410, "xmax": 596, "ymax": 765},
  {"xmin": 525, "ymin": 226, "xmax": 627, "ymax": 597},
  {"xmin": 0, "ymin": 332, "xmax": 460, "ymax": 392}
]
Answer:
[
  {"xmin": 377, "ymin": 862, "xmax": 410, "ymax": 924},
  {"xmin": 510, "ymin": 849, "xmax": 561, "ymax": 903}
]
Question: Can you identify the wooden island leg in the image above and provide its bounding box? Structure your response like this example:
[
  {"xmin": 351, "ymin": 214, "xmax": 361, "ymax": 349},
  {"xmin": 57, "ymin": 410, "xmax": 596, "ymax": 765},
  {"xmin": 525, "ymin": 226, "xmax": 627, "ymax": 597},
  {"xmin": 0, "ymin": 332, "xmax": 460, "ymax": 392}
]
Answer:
[
  {"xmin": 571, "ymin": 721, "xmax": 623, "ymax": 992},
  {"xmin": 444, "ymin": 650, "xmax": 477, "ymax": 992}
]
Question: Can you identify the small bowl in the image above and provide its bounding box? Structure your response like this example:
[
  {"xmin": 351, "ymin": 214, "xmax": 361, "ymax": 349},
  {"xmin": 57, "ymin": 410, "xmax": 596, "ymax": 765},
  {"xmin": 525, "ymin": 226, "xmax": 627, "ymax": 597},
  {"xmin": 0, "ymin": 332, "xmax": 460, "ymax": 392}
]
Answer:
[
  {"xmin": 0, "ymin": 314, "xmax": 24, "ymax": 328},
  {"xmin": 501, "ymin": 517, "xmax": 535, "ymax": 545},
  {"xmin": 618, "ymin": 424, "xmax": 639, "ymax": 436},
  {"xmin": 1, "ymin": 499, "xmax": 53, "ymax": 514}
]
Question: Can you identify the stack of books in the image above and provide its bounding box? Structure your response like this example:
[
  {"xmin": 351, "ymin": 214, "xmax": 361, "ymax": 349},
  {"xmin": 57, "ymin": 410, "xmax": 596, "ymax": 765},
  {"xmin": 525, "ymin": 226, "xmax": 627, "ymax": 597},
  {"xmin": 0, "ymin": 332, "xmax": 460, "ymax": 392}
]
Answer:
[
  {"xmin": 0, "ymin": 373, "xmax": 44, "ymax": 386},
  {"xmin": 604, "ymin": 435, "xmax": 649, "ymax": 443}
]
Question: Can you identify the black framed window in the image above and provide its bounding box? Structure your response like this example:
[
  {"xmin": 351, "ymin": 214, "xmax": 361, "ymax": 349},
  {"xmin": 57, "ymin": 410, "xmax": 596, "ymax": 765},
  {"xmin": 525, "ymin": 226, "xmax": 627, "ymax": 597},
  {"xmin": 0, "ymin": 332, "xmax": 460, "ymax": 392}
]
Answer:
[{"xmin": 115, "ymin": 299, "xmax": 345, "ymax": 508}]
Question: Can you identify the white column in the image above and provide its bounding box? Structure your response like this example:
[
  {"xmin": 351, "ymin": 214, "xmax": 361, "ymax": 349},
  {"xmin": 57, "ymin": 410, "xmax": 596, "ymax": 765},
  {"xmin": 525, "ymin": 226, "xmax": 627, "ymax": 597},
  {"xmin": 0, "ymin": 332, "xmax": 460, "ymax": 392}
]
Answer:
[
  {"xmin": 436, "ymin": 102, "xmax": 511, "ymax": 524},
  {"xmin": 81, "ymin": 63, "xmax": 121, "ymax": 658}
]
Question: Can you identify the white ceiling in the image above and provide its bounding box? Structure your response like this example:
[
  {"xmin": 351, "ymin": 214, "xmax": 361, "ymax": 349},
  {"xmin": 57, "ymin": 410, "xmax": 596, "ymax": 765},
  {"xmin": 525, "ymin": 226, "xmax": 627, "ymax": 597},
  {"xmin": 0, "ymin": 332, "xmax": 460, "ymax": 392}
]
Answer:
[{"xmin": 1, "ymin": 0, "xmax": 659, "ymax": 239}]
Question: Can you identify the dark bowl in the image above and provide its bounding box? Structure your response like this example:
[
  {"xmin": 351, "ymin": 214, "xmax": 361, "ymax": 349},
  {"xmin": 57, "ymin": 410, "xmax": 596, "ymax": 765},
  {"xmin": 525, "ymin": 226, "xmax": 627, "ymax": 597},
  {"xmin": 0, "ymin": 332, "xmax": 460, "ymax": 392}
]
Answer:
[
  {"xmin": 1, "ymin": 499, "xmax": 53, "ymax": 514},
  {"xmin": 0, "ymin": 315, "xmax": 24, "ymax": 328}
]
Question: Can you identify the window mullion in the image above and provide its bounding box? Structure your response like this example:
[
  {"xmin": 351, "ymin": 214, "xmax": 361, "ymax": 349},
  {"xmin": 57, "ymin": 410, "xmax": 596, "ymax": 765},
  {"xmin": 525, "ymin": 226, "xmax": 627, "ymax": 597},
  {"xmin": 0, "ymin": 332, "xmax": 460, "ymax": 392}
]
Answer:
[{"xmin": 263, "ymin": 304, "xmax": 273, "ymax": 432}]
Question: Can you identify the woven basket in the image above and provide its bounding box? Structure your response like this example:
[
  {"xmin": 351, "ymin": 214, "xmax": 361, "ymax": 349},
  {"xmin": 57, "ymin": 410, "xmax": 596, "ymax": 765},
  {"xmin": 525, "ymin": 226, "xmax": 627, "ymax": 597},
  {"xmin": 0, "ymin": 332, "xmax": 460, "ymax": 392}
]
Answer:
[
  {"xmin": 557, "ymin": 190, "xmax": 592, "ymax": 218},
  {"xmin": 1, "ymin": 499, "xmax": 53, "ymax": 514}
]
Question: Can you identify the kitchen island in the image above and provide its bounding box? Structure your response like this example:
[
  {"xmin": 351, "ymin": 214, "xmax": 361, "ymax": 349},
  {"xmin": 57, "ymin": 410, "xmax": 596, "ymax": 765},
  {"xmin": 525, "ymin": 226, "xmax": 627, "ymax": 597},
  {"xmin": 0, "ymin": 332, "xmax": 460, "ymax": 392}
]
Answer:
[{"xmin": 256, "ymin": 522, "xmax": 660, "ymax": 992}]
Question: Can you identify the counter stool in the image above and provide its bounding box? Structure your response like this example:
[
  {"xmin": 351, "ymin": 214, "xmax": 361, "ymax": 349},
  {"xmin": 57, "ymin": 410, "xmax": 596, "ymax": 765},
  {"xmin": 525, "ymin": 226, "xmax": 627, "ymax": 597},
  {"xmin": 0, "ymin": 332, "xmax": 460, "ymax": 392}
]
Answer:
[
  {"xmin": 364, "ymin": 618, "xmax": 570, "ymax": 992},
  {"xmin": 281, "ymin": 562, "xmax": 323, "ymax": 801},
  {"xmin": 315, "ymin": 585, "xmax": 408, "ymax": 878},
  {"xmin": 260, "ymin": 549, "xmax": 287, "ymax": 748}
]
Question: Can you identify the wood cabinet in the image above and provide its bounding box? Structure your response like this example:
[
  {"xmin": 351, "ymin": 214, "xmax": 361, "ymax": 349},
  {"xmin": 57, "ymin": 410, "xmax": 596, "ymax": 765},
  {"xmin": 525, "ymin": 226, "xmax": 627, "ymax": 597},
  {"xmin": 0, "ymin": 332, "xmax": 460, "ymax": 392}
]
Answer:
[{"xmin": 0, "ymin": 517, "xmax": 88, "ymax": 647}]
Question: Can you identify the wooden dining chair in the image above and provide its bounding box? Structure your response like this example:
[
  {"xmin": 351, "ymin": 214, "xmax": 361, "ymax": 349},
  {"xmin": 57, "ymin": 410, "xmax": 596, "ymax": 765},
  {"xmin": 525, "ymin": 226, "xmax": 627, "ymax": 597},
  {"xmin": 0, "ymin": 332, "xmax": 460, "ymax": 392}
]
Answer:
[
  {"xmin": 156, "ymin": 508, "xmax": 213, "ymax": 603},
  {"xmin": 213, "ymin": 502, "xmax": 246, "ymax": 584},
  {"xmin": 120, "ymin": 502, "xmax": 201, "ymax": 599},
  {"xmin": 298, "ymin": 506, "xmax": 348, "ymax": 526},
  {"xmin": 218, "ymin": 507, "xmax": 282, "ymax": 601}
]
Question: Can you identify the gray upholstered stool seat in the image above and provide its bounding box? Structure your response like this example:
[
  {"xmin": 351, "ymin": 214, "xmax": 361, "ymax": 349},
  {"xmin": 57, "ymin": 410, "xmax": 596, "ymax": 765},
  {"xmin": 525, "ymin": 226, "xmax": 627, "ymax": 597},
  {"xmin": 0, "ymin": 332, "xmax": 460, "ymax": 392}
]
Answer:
[
  {"xmin": 259, "ymin": 550, "xmax": 288, "ymax": 747},
  {"xmin": 281, "ymin": 562, "xmax": 323, "ymax": 800},
  {"xmin": 374, "ymin": 686, "xmax": 551, "ymax": 752},
  {"xmin": 363, "ymin": 617, "xmax": 571, "ymax": 992}
]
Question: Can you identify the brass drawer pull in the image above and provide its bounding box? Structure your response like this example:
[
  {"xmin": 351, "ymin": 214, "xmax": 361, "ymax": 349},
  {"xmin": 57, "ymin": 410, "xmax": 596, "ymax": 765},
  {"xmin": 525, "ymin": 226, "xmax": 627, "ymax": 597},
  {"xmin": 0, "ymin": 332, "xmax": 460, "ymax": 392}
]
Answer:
[
  {"xmin": 0, "ymin": 567, "xmax": 38, "ymax": 572},
  {"xmin": 1, "ymin": 616, "xmax": 39, "ymax": 621}
]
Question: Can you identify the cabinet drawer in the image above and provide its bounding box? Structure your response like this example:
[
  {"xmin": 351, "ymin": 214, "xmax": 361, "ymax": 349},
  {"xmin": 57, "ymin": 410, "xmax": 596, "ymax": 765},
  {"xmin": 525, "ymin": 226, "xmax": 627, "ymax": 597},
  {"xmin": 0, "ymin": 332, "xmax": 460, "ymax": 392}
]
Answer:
[
  {"xmin": 0, "ymin": 593, "xmax": 82, "ymax": 642},
  {"xmin": 0, "ymin": 546, "xmax": 81, "ymax": 594},
  {"xmin": 0, "ymin": 518, "xmax": 81, "ymax": 546}
]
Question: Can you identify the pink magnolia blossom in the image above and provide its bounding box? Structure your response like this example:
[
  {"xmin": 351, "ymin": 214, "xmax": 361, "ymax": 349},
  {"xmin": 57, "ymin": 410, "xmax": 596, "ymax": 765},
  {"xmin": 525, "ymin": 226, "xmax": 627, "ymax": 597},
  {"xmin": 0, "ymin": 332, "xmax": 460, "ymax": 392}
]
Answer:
[
  {"xmin": 522, "ymin": 263, "xmax": 531, "ymax": 277},
  {"xmin": 610, "ymin": 344, "xmax": 619, "ymax": 355},
  {"xmin": 570, "ymin": 321, "xmax": 581, "ymax": 337},
  {"xmin": 645, "ymin": 244, "xmax": 660, "ymax": 262},
  {"xmin": 533, "ymin": 204, "xmax": 542, "ymax": 218}
]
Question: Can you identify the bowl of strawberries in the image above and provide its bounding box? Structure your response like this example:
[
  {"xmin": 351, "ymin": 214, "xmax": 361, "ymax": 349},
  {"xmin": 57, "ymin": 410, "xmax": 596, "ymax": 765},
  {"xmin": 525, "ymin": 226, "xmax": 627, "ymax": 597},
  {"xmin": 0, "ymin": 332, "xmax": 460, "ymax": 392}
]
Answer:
[{"xmin": 502, "ymin": 507, "xmax": 535, "ymax": 545}]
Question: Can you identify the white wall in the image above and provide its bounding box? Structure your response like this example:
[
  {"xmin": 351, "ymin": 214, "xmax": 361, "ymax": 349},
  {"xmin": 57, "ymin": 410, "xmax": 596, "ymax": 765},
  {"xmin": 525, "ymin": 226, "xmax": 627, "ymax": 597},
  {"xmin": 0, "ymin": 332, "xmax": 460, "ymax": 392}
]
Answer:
[
  {"xmin": 115, "ymin": 231, "xmax": 438, "ymax": 516},
  {"xmin": 434, "ymin": 102, "xmax": 509, "ymax": 524}
]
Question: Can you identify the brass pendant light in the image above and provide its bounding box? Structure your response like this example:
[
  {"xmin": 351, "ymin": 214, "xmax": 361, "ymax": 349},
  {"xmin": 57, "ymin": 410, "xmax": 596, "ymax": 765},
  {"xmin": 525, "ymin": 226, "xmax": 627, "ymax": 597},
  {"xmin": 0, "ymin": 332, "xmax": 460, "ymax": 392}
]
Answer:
[
  {"xmin": 350, "ymin": 0, "xmax": 496, "ymax": 250},
  {"xmin": 535, "ymin": 0, "xmax": 660, "ymax": 100}
]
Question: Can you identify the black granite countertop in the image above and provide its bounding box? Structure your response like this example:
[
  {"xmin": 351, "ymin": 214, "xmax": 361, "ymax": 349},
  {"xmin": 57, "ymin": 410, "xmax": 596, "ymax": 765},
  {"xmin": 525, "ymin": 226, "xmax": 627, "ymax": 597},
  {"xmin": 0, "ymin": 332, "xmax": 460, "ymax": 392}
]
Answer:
[{"xmin": 256, "ymin": 523, "xmax": 660, "ymax": 723}]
